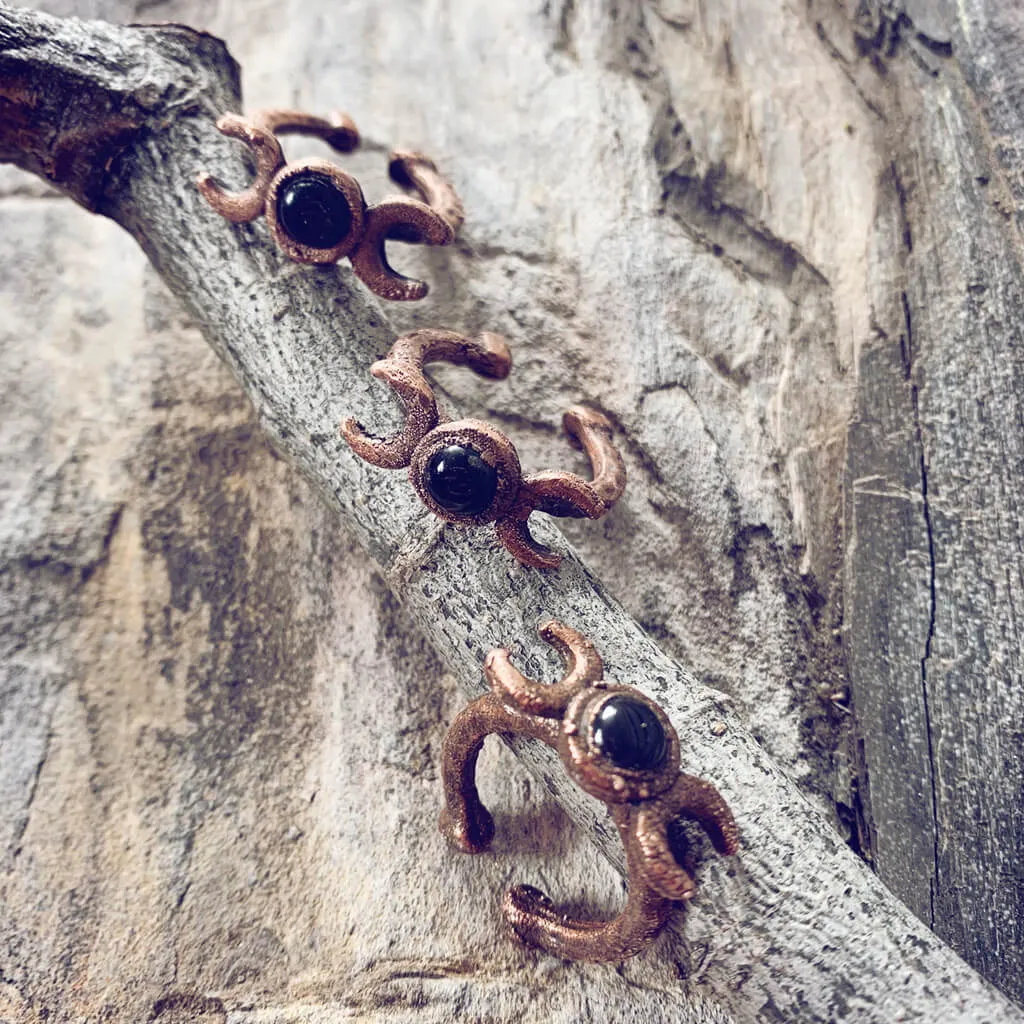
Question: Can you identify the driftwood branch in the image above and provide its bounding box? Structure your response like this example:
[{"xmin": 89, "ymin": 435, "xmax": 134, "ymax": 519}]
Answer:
[{"xmin": 1, "ymin": 3, "xmax": 1021, "ymax": 1022}]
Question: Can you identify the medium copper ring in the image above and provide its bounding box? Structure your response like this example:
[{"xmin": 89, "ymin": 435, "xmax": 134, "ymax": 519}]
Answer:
[
  {"xmin": 438, "ymin": 621, "xmax": 740, "ymax": 962},
  {"xmin": 196, "ymin": 109, "xmax": 462, "ymax": 300},
  {"xmin": 342, "ymin": 329, "xmax": 626, "ymax": 566}
]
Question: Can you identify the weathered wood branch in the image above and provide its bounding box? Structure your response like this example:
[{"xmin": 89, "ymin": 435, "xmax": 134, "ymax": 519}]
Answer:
[
  {"xmin": 0, "ymin": 3, "xmax": 1021, "ymax": 1022},
  {"xmin": 817, "ymin": 0, "xmax": 1024, "ymax": 999}
]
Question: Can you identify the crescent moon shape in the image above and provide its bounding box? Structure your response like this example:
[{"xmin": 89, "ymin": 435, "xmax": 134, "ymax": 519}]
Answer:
[
  {"xmin": 342, "ymin": 330, "xmax": 511, "ymax": 468},
  {"xmin": 484, "ymin": 620, "xmax": 603, "ymax": 715},
  {"xmin": 562, "ymin": 405, "xmax": 627, "ymax": 506},
  {"xmin": 494, "ymin": 509, "xmax": 564, "ymax": 570},
  {"xmin": 196, "ymin": 114, "xmax": 284, "ymax": 223},
  {"xmin": 341, "ymin": 357, "xmax": 440, "ymax": 469},
  {"xmin": 349, "ymin": 198, "xmax": 454, "ymax": 301}
]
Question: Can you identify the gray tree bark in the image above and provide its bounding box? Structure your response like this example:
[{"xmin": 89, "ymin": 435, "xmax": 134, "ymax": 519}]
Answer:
[{"xmin": 1, "ymin": 1, "xmax": 1023, "ymax": 1022}]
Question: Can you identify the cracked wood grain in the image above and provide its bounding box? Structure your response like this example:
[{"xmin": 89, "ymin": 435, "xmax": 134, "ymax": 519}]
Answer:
[
  {"xmin": 2, "ymin": 1, "xmax": 1024, "ymax": 1022},
  {"xmin": 819, "ymin": 0, "xmax": 1024, "ymax": 999}
]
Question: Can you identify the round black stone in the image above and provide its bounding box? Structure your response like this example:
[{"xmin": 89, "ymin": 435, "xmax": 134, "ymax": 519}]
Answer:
[
  {"xmin": 425, "ymin": 445, "xmax": 498, "ymax": 516},
  {"xmin": 276, "ymin": 173, "xmax": 353, "ymax": 249},
  {"xmin": 592, "ymin": 696, "xmax": 667, "ymax": 771}
]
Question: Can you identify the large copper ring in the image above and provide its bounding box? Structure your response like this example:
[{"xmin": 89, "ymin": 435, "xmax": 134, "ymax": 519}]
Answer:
[{"xmin": 438, "ymin": 621, "xmax": 740, "ymax": 962}]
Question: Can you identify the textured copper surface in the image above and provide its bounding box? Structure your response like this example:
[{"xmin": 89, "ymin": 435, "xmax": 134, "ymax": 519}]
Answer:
[
  {"xmin": 439, "ymin": 621, "xmax": 739, "ymax": 962},
  {"xmin": 252, "ymin": 109, "xmax": 359, "ymax": 152},
  {"xmin": 196, "ymin": 113, "xmax": 284, "ymax": 222},
  {"xmin": 196, "ymin": 108, "xmax": 459, "ymax": 300},
  {"xmin": 342, "ymin": 333, "xmax": 626, "ymax": 568},
  {"xmin": 388, "ymin": 150, "xmax": 465, "ymax": 237}
]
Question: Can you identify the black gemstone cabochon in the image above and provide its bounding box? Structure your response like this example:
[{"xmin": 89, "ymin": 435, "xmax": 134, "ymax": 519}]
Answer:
[
  {"xmin": 426, "ymin": 445, "xmax": 499, "ymax": 516},
  {"xmin": 276, "ymin": 173, "xmax": 353, "ymax": 249},
  {"xmin": 592, "ymin": 696, "xmax": 667, "ymax": 771}
]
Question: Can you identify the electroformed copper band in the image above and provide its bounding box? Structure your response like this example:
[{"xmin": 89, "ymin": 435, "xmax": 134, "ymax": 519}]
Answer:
[
  {"xmin": 341, "ymin": 331, "xmax": 626, "ymax": 568},
  {"xmin": 196, "ymin": 108, "xmax": 460, "ymax": 300},
  {"xmin": 439, "ymin": 621, "xmax": 740, "ymax": 962}
]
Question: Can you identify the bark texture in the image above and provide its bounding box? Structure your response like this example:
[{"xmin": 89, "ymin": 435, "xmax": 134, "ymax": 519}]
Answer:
[{"xmin": 1, "ymin": 0, "xmax": 1023, "ymax": 1022}]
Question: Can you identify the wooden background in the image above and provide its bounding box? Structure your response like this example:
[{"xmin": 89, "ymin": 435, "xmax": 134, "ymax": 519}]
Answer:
[{"xmin": 2, "ymin": 0, "xmax": 1023, "ymax": 1021}]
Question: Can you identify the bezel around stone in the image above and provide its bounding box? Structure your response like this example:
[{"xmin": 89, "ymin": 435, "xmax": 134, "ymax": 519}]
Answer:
[
  {"xmin": 265, "ymin": 159, "xmax": 365, "ymax": 264},
  {"xmin": 559, "ymin": 685, "xmax": 680, "ymax": 804},
  {"xmin": 409, "ymin": 420, "xmax": 522, "ymax": 526}
]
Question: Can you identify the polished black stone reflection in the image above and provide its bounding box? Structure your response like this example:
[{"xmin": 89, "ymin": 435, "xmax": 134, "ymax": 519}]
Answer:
[
  {"xmin": 426, "ymin": 445, "xmax": 498, "ymax": 516},
  {"xmin": 276, "ymin": 173, "xmax": 352, "ymax": 249},
  {"xmin": 592, "ymin": 696, "xmax": 667, "ymax": 771}
]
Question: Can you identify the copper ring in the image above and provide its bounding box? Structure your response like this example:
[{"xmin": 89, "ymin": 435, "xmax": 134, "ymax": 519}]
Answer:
[
  {"xmin": 341, "ymin": 330, "xmax": 628, "ymax": 568},
  {"xmin": 438, "ymin": 621, "xmax": 740, "ymax": 962},
  {"xmin": 196, "ymin": 108, "xmax": 463, "ymax": 301}
]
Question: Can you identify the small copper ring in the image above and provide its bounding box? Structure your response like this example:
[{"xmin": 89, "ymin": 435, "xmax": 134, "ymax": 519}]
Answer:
[
  {"xmin": 197, "ymin": 109, "xmax": 461, "ymax": 299},
  {"xmin": 409, "ymin": 420, "xmax": 522, "ymax": 526},
  {"xmin": 561, "ymin": 685, "xmax": 681, "ymax": 804},
  {"xmin": 264, "ymin": 159, "xmax": 367, "ymax": 264}
]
